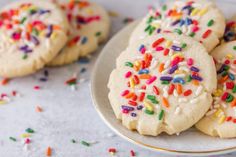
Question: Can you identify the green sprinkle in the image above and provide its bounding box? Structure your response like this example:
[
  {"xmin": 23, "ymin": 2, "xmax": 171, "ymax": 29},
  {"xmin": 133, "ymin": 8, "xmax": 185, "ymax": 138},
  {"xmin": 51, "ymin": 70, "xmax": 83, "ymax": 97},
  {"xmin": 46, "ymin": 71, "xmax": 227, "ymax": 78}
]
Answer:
[
  {"xmin": 20, "ymin": 17, "xmax": 27, "ymax": 24},
  {"xmin": 181, "ymin": 43, "xmax": 187, "ymax": 48},
  {"xmin": 161, "ymin": 81, "xmax": 169, "ymax": 85},
  {"xmin": 22, "ymin": 54, "xmax": 28, "ymax": 60},
  {"xmin": 145, "ymin": 25, "xmax": 151, "ymax": 32},
  {"xmin": 147, "ymin": 95, "xmax": 156, "ymax": 101},
  {"xmin": 189, "ymin": 32, "xmax": 195, "ymax": 37},
  {"xmin": 95, "ymin": 32, "xmax": 101, "ymax": 37},
  {"xmin": 174, "ymin": 28, "xmax": 182, "ymax": 35},
  {"xmin": 80, "ymin": 140, "xmax": 90, "ymax": 147},
  {"xmin": 223, "ymin": 65, "xmax": 230, "ymax": 71},
  {"xmin": 207, "ymin": 19, "xmax": 214, "ymax": 27},
  {"xmin": 148, "ymin": 27, "xmax": 155, "ymax": 35},
  {"xmin": 9, "ymin": 137, "xmax": 16, "ymax": 142},
  {"xmin": 233, "ymin": 85, "xmax": 236, "ymax": 93},
  {"xmin": 158, "ymin": 110, "xmax": 164, "ymax": 120},
  {"xmin": 71, "ymin": 139, "xmax": 77, "ymax": 143},
  {"xmin": 25, "ymin": 128, "xmax": 35, "ymax": 133},
  {"xmin": 125, "ymin": 62, "xmax": 133, "ymax": 67},
  {"xmin": 186, "ymin": 75, "xmax": 192, "ymax": 82},
  {"xmin": 144, "ymin": 109, "xmax": 154, "ymax": 115},
  {"xmin": 226, "ymin": 94, "xmax": 234, "ymax": 103},
  {"xmin": 151, "ymin": 99, "xmax": 159, "ymax": 104},
  {"xmin": 233, "ymin": 46, "xmax": 236, "ymax": 51},
  {"xmin": 221, "ymin": 71, "xmax": 228, "ymax": 77},
  {"xmin": 147, "ymin": 16, "xmax": 154, "ymax": 24},
  {"xmin": 32, "ymin": 28, "xmax": 39, "ymax": 36},
  {"xmin": 162, "ymin": 5, "xmax": 167, "ymax": 11}
]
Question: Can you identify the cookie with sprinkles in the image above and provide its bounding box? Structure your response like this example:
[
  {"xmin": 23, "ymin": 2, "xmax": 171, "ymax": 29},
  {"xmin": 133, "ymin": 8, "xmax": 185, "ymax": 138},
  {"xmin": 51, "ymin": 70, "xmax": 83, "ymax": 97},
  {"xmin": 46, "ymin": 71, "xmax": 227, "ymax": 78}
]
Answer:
[
  {"xmin": 196, "ymin": 41, "xmax": 236, "ymax": 138},
  {"xmin": 0, "ymin": 0, "xmax": 69, "ymax": 77},
  {"xmin": 222, "ymin": 16, "xmax": 236, "ymax": 42},
  {"xmin": 130, "ymin": 0, "xmax": 225, "ymax": 52},
  {"xmin": 48, "ymin": 0, "xmax": 110, "ymax": 66},
  {"xmin": 108, "ymin": 33, "xmax": 217, "ymax": 136}
]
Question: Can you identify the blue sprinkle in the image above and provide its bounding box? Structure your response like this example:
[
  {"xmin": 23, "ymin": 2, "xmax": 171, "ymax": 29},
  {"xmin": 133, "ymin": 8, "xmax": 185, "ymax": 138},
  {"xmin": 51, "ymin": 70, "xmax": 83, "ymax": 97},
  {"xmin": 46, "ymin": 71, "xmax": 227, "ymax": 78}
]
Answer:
[
  {"xmin": 171, "ymin": 45, "xmax": 182, "ymax": 51},
  {"xmin": 131, "ymin": 113, "xmax": 137, "ymax": 117},
  {"xmin": 160, "ymin": 76, "xmax": 173, "ymax": 81},
  {"xmin": 190, "ymin": 66, "xmax": 200, "ymax": 72},
  {"xmin": 80, "ymin": 67, "xmax": 86, "ymax": 73},
  {"xmin": 138, "ymin": 69, "xmax": 149, "ymax": 74},
  {"xmin": 78, "ymin": 57, "xmax": 90, "ymax": 64},
  {"xmin": 179, "ymin": 20, "xmax": 185, "ymax": 27},
  {"xmin": 186, "ymin": 18, "xmax": 192, "ymax": 25},
  {"xmin": 81, "ymin": 37, "xmax": 88, "ymax": 45},
  {"xmin": 229, "ymin": 73, "xmax": 235, "ymax": 80},
  {"xmin": 173, "ymin": 77, "xmax": 185, "ymax": 84},
  {"xmin": 139, "ymin": 45, "xmax": 145, "ymax": 51},
  {"xmin": 169, "ymin": 65, "xmax": 178, "ymax": 74},
  {"xmin": 122, "ymin": 105, "xmax": 134, "ymax": 111}
]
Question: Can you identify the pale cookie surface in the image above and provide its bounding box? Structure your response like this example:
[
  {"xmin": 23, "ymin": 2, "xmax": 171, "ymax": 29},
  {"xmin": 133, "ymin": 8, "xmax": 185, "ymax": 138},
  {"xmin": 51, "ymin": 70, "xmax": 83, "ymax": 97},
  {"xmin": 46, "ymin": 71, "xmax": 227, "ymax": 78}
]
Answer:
[
  {"xmin": 0, "ymin": 0, "xmax": 69, "ymax": 78},
  {"xmin": 108, "ymin": 33, "xmax": 217, "ymax": 136},
  {"xmin": 48, "ymin": 0, "xmax": 110, "ymax": 66},
  {"xmin": 196, "ymin": 41, "xmax": 236, "ymax": 138},
  {"xmin": 223, "ymin": 16, "xmax": 236, "ymax": 42},
  {"xmin": 130, "ymin": 0, "xmax": 225, "ymax": 52}
]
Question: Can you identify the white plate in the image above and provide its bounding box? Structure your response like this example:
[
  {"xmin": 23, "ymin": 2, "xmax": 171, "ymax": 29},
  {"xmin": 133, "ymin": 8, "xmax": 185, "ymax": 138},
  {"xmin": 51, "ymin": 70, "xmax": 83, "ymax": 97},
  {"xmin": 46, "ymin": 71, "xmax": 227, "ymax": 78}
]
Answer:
[{"xmin": 91, "ymin": 1, "xmax": 236, "ymax": 156}]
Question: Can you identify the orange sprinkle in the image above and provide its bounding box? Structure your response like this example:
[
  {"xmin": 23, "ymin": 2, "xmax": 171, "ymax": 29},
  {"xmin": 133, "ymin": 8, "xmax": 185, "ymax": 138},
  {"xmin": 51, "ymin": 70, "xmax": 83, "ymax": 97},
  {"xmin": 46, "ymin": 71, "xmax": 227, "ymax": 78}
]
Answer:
[
  {"xmin": 231, "ymin": 98, "xmax": 236, "ymax": 107},
  {"xmin": 125, "ymin": 92, "xmax": 134, "ymax": 99},
  {"xmin": 27, "ymin": 23, "xmax": 33, "ymax": 32},
  {"xmin": 176, "ymin": 84, "xmax": 182, "ymax": 95},
  {"xmin": 139, "ymin": 74, "xmax": 151, "ymax": 79},
  {"xmin": 218, "ymin": 75, "xmax": 228, "ymax": 84},
  {"xmin": 53, "ymin": 25, "xmax": 61, "ymax": 30},
  {"xmin": 162, "ymin": 97, "xmax": 169, "ymax": 108},
  {"xmin": 36, "ymin": 106, "xmax": 43, "ymax": 112},
  {"xmin": 192, "ymin": 80, "xmax": 199, "ymax": 86},
  {"xmin": 158, "ymin": 63, "xmax": 164, "ymax": 73},
  {"xmin": 46, "ymin": 147, "xmax": 52, "ymax": 156},
  {"xmin": 1, "ymin": 78, "xmax": 10, "ymax": 85},
  {"xmin": 133, "ymin": 65, "xmax": 140, "ymax": 71}
]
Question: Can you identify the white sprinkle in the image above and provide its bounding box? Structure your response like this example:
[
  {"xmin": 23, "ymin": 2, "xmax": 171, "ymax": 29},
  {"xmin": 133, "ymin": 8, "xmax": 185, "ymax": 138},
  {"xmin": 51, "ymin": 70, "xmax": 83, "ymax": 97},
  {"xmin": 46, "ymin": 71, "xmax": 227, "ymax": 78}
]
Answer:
[
  {"xmin": 206, "ymin": 109, "xmax": 216, "ymax": 116},
  {"xmin": 163, "ymin": 86, "xmax": 169, "ymax": 98},
  {"xmin": 168, "ymin": 49, "xmax": 174, "ymax": 56},
  {"xmin": 179, "ymin": 66, "xmax": 190, "ymax": 72},
  {"xmin": 173, "ymin": 89, "xmax": 178, "ymax": 97},
  {"xmin": 190, "ymin": 98, "xmax": 199, "ymax": 104},
  {"xmin": 213, "ymin": 104, "xmax": 220, "ymax": 109},
  {"xmin": 178, "ymin": 98, "xmax": 188, "ymax": 103},
  {"xmin": 222, "ymin": 103, "xmax": 227, "ymax": 108},
  {"xmin": 234, "ymin": 107, "xmax": 236, "ymax": 116},
  {"xmin": 173, "ymin": 74, "xmax": 186, "ymax": 78},
  {"xmin": 161, "ymin": 69, "xmax": 169, "ymax": 75},
  {"xmin": 181, "ymin": 25, "xmax": 187, "ymax": 33},
  {"xmin": 70, "ymin": 85, "xmax": 77, "ymax": 91},
  {"xmin": 164, "ymin": 60, "xmax": 171, "ymax": 69},
  {"xmin": 195, "ymin": 86, "xmax": 203, "ymax": 96},
  {"xmin": 178, "ymin": 61, "xmax": 187, "ymax": 66},
  {"xmin": 175, "ymin": 107, "xmax": 181, "ymax": 115},
  {"xmin": 23, "ymin": 144, "xmax": 30, "ymax": 151},
  {"xmin": 149, "ymin": 59, "xmax": 158, "ymax": 70}
]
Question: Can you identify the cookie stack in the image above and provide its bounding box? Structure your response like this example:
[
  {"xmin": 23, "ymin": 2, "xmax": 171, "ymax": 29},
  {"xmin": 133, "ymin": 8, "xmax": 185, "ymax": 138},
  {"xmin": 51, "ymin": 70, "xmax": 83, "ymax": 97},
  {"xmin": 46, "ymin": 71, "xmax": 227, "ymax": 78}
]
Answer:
[
  {"xmin": 108, "ymin": 0, "xmax": 236, "ymax": 138},
  {"xmin": 0, "ymin": 0, "xmax": 110, "ymax": 78}
]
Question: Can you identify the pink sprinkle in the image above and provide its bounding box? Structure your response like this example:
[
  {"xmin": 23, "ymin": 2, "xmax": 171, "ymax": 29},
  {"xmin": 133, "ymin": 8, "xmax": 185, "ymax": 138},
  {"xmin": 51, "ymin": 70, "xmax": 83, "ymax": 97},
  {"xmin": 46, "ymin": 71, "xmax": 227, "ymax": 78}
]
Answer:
[
  {"xmin": 171, "ymin": 57, "xmax": 180, "ymax": 66},
  {"xmin": 141, "ymin": 48, "xmax": 146, "ymax": 54},
  {"xmin": 156, "ymin": 46, "xmax": 164, "ymax": 51},
  {"xmin": 121, "ymin": 90, "xmax": 129, "ymax": 97},
  {"xmin": 1, "ymin": 93, "xmax": 7, "ymax": 98},
  {"xmin": 130, "ymin": 150, "xmax": 135, "ymax": 156},
  {"xmin": 122, "ymin": 109, "xmax": 129, "ymax": 114},
  {"xmin": 34, "ymin": 86, "xmax": 41, "ymax": 90},
  {"xmin": 25, "ymin": 138, "xmax": 31, "ymax": 144},
  {"xmin": 187, "ymin": 58, "xmax": 194, "ymax": 66},
  {"xmin": 146, "ymin": 76, "xmax": 157, "ymax": 85},
  {"xmin": 12, "ymin": 91, "xmax": 17, "ymax": 96},
  {"xmin": 192, "ymin": 26, "xmax": 199, "ymax": 32},
  {"xmin": 125, "ymin": 71, "xmax": 132, "ymax": 78}
]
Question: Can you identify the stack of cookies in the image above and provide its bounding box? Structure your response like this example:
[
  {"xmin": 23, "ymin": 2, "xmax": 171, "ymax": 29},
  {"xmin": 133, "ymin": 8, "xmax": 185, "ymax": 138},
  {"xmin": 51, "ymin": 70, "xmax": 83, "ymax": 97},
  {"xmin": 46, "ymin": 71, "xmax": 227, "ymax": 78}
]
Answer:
[
  {"xmin": 0, "ymin": 0, "xmax": 110, "ymax": 78},
  {"xmin": 108, "ymin": 0, "xmax": 236, "ymax": 138}
]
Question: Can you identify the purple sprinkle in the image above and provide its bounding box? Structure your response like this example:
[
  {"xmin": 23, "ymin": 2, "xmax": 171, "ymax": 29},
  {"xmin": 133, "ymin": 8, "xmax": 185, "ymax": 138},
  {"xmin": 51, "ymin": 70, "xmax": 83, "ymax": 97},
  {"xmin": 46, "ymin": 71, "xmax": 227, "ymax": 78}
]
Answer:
[
  {"xmin": 171, "ymin": 20, "xmax": 180, "ymax": 26},
  {"xmin": 217, "ymin": 64, "xmax": 226, "ymax": 74},
  {"xmin": 160, "ymin": 76, "xmax": 173, "ymax": 81},
  {"xmin": 39, "ymin": 78, "xmax": 47, "ymax": 82},
  {"xmin": 169, "ymin": 65, "xmax": 178, "ymax": 74},
  {"xmin": 19, "ymin": 45, "xmax": 28, "ymax": 51},
  {"xmin": 131, "ymin": 113, "xmax": 137, "ymax": 117},
  {"xmin": 46, "ymin": 25, "xmax": 53, "ymax": 38},
  {"xmin": 137, "ymin": 105, "xmax": 143, "ymax": 110},
  {"xmin": 39, "ymin": 10, "xmax": 51, "ymax": 15},
  {"xmin": 157, "ymin": 28, "xmax": 161, "ymax": 33},
  {"xmin": 44, "ymin": 70, "xmax": 49, "ymax": 77},
  {"xmin": 171, "ymin": 45, "xmax": 182, "ymax": 51},
  {"xmin": 31, "ymin": 36, "xmax": 40, "ymax": 46},
  {"xmin": 191, "ymin": 75, "xmax": 203, "ymax": 81},
  {"xmin": 121, "ymin": 105, "xmax": 134, "ymax": 111},
  {"xmin": 190, "ymin": 66, "xmax": 200, "ymax": 72},
  {"xmin": 182, "ymin": 5, "xmax": 191, "ymax": 10}
]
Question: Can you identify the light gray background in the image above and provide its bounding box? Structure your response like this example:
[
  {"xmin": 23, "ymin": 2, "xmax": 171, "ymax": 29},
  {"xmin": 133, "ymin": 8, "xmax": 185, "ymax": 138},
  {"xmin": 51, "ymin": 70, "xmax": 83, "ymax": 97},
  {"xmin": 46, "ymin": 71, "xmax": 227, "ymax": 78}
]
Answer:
[{"xmin": 0, "ymin": 0, "xmax": 235, "ymax": 157}]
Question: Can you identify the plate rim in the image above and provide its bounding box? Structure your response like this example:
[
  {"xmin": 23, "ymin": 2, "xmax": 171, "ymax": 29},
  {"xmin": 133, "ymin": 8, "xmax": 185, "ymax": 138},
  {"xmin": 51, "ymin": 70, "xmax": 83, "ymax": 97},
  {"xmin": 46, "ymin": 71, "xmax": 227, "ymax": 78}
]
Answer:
[{"xmin": 90, "ymin": 21, "xmax": 236, "ymax": 156}]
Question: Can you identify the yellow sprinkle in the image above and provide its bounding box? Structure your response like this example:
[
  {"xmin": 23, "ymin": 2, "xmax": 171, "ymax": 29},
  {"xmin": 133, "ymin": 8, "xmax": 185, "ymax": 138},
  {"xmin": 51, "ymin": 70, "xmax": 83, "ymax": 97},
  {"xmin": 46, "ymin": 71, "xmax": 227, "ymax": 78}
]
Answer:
[
  {"xmin": 21, "ymin": 133, "xmax": 31, "ymax": 138},
  {"xmin": 174, "ymin": 70, "xmax": 185, "ymax": 74},
  {"xmin": 0, "ymin": 100, "xmax": 7, "ymax": 105},
  {"xmin": 143, "ymin": 100, "xmax": 154, "ymax": 111},
  {"xmin": 165, "ymin": 40, "xmax": 172, "ymax": 48},
  {"xmin": 198, "ymin": 8, "xmax": 208, "ymax": 16},
  {"xmin": 171, "ymin": 53, "xmax": 183, "ymax": 59},
  {"xmin": 108, "ymin": 11, "xmax": 119, "ymax": 17},
  {"xmin": 226, "ymin": 54, "xmax": 233, "ymax": 59},
  {"xmin": 190, "ymin": 8, "xmax": 199, "ymax": 16},
  {"xmin": 50, "ymin": 32, "xmax": 57, "ymax": 40},
  {"xmin": 134, "ymin": 61, "xmax": 140, "ymax": 67},
  {"xmin": 218, "ymin": 115, "xmax": 226, "ymax": 124},
  {"xmin": 86, "ymin": 9, "xmax": 93, "ymax": 15},
  {"xmin": 130, "ymin": 78, "xmax": 135, "ymax": 88},
  {"xmin": 151, "ymin": 23, "xmax": 160, "ymax": 29},
  {"xmin": 40, "ymin": 31, "xmax": 45, "ymax": 37},
  {"xmin": 214, "ymin": 109, "xmax": 223, "ymax": 118}
]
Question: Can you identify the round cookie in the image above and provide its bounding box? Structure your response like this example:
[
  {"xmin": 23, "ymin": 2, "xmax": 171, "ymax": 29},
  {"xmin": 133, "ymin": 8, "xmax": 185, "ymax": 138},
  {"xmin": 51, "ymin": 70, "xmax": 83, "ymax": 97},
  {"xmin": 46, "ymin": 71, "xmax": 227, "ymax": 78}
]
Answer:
[
  {"xmin": 48, "ymin": 0, "xmax": 110, "ymax": 66},
  {"xmin": 223, "ymin": 16, "xmax": 236, "ymax": 42},
  {"xmin": 196, "ymin": 41, "xmax": 236, "ymax": 138},
  {"xmin": 108, "ymin": 33, "xmax": 217, "ymax": 136},
  {"xmin": 130, "ymin": 0, "xmax": 225, "ymax": 52},
  {"xmin": 0, "ymin": 0, "xmax": 69, "ymax": 78}
]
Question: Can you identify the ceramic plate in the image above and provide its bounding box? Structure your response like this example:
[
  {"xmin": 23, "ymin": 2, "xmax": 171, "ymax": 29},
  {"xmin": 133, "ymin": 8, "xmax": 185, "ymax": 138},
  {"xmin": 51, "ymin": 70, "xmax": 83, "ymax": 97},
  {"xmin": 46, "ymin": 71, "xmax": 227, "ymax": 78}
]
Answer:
[{"xmin": 91, "ymin": 1, "xmax": 236, "ymax": 156}]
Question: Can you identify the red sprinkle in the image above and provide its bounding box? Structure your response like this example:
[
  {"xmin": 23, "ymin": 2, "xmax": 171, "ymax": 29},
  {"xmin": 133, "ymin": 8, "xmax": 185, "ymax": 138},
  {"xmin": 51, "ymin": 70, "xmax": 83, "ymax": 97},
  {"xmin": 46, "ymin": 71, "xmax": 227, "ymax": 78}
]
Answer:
[
  {"xmin": 221, "ymin": 92, "xmax": 229, "ymax": 101},
  {"xmin": 130, "ymin": 150, "xmax": 135, "ymax": 156},
  {"xmin": 226, "ymin": 82, "xmax": 234, "ymax": 89},
  {"xmin": 152, "ymin": 37, "xmax": 165, "ymax": 48},
  {"xmin": 183, "ymin": 89, "xmax": 192, "ymax": 96},
  {"xmin": 1, "ymin": 78, "xmax": 10, "ymax": 85},
  {"xmin": 108, "ymin": 148, "xmax": 117, "ymax": 153},
  {"xmin": 34, "ymin": 86, "xmax": 41, "ymax": 90},
  {"xmin": 168, "ymin": 84, "xmax": 175, "ymax": 95},
  {"xmin": 128, "ymin": 100, "xmax": 137, "ymax": 106},
  {"xmin": 153, "ymin": 86, "xmax": 160, "ymax": 95},
  {"xmin": 121, "ymin": 90, "xmax": 129, "ymax": 97},
  {"xmin": 139, "ymin": 92, "xmax": 145, "ymax": 102},
  {"xmin": 224, "ymin": 59, "xmax": 230, "ymax": 65},
  {"xmin": 202, "ymin": 29, "xmax": 212, "ymax": 39},
  {"xmin": 226, "ymin": 116, "xmax": 232, "ymax": 122},
  {"xmin": 133, "ymin": 75, "xmax": 140, "ymax": 84},
  {"xmin": 156, "ymin": 46, "xmax": 164, "ymax": 51},
  {"xmin": 163, "ymin": 48, "xmax": 169, "ymax": 56}
]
